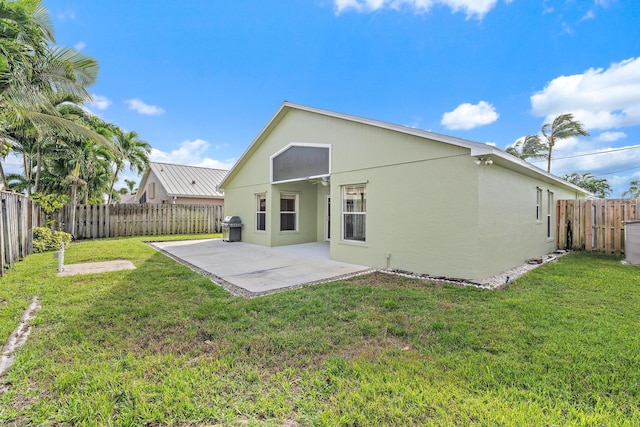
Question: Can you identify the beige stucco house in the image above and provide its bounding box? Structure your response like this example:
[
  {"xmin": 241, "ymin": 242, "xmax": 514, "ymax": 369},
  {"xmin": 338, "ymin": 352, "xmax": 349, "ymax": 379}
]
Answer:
[
  {"xmin": 136, "ymin": 162, "xmax": 227, "ymax": 206},
  {"xmin": 220, "ymin": 102, "xmax": 589, "ymax": 281}
]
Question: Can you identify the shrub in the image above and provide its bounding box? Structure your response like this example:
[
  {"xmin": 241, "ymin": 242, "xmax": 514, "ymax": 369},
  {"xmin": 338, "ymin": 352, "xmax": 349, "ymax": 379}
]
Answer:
[{"xmin": 33, "ymin": 227, "xmax": 72, "ymax": 253}]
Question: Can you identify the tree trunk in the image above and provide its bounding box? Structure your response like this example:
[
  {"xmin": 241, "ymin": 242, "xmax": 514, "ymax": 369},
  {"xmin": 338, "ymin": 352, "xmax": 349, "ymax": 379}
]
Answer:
[
  {"xmin": 23, "ymin": 153, "xmax": 32, "ymax": 196},
  {"xmin": 107, "ymin": 166, "xmax": 120, "ymax": 204},
  {"xmin": 34, "ymin": 144, "xmax": 42, "ymax": 193},
  {"xmin": 70, "ymin": 184, "xmax": 77, "ymax": 238}
]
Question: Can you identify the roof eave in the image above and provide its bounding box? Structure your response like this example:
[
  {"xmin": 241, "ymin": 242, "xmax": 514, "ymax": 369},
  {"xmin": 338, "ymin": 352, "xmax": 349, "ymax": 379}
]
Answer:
[
  {"xmin": 134, "ymin": 168, "xmax": 152, "ymax": 202},
  {"xmin": 220, "ymin": 101, "xmax": 591, "ymax": 197},
  {"xmin": 220, "ymin": 102, "xmax": 292, "ymax": 189},
  {"xmin": 166, "ymin": 194, "xmax": 224, "ymax": 199}
]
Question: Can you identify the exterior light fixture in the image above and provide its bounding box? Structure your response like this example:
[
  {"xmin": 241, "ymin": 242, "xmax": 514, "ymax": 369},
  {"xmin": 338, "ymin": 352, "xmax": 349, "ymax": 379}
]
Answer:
[{"xmin": 474, "ymin": 157, "xmax": 493, "ymax": 166}]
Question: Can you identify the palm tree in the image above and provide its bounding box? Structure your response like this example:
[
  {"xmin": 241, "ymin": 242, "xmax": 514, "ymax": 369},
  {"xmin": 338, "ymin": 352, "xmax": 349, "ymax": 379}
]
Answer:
[
  {"xmin": 538, "ymin": 113, "xmax": 589, "ymax": 173},
  {"xmin": 42, "ymin": 110, "xmax": 114, "ymax": 236},
  {"xmin": 623, "ymin": 180, "xmax": 640, "ymax": 199},
  {"xmin": 106, "ymin": 129, "xmax": 150, "ymax": 203},
  {"xmin": 561, "ymin": 172, "xmax": 612, "ymax": 198},
  {"xmin": 1, "ymin": 0, "xmax": 108, "ymax": 198},
  {"xmin": 506, "ymin": 135, "xmax": 548, "ymax": 161},
  {"xmin": 124, "ymin": 178, "xmax": 138, "ymax": 195},
  {"xmin": 0, "ymin": 0, "xmax": 54, "ymax": 96},
  {"xmin": 1, "ymin": 2, "xmax": 99, "ymax": 136}
]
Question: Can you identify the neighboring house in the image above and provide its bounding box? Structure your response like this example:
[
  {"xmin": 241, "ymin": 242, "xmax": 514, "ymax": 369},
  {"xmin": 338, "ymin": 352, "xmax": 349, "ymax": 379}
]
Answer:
[
  {"xmin": 117, "ymin": 194, "xmax": 137, "ymax": 204},
  {"xmin": 220, "ymin": 102, "xmax": 589, "ymax": 281},
  {"xmin": 136, "ymin": 162, "xmax": 227, "ymax": 206}
]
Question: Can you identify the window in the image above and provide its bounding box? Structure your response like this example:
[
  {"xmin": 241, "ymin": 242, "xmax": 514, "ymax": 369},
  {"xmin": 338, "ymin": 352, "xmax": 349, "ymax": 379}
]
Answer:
[
  {"xmin": 148, "ymin": 182, "xmax": 155, "ymax": 200},
  {"xmin": 271, "ymin": 144, "xmax": 330, "ymax": 183},
  {"xmin": 547, "ymin": 191, "xmax": 554, "ymax": 239},
  {"xmin": 342, "ymin": 184, "xmax": 366, "ymax": 242},
  {"xmin": 256, "ymin": 194, "xmax": 266, "ymax": 231},
  {"xmin": 536, "ymin": 188, "xmax": 542, "ymax": 221},
  {"xmin": 139, "ymin": 192, "xmax": 147, "ymax": 204},
  {"xmin": 280, "ymin": 194, "xmax": 297, "ymax": 231}
]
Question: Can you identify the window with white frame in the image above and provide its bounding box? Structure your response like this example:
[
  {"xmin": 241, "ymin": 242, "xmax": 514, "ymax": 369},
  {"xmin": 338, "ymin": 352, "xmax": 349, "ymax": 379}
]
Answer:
[
  {"xmin": 342, "ymin": 184, "xmax": 366, "ymax": 242},
  {"xmin": 547, "ymin": 190, "xmax": 554, "ymax": 239},
  {"xmin": 256, "ymin": 194, "xmax": 266, "ymax": 231},
  {"xmin": 536, "ymin": 188, "xmax": 542, "ymax": 221},
  {"xmin": 280, "ymin": 193, "xmax": 297, "ymax": 231}
]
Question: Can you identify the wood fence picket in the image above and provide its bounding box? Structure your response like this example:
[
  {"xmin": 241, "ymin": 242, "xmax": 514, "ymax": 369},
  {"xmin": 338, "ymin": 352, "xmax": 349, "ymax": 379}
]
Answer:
[
  {"xmin": 0, "ymin": 191, "xmax": 38, "ymax": 276},
  {"xmin": 557, "ymin": 199, "xmax": 639, "ymax": 254},
  {"xmin": 50, "ymin": 203, "xmax": 224, "ymax": 239}
]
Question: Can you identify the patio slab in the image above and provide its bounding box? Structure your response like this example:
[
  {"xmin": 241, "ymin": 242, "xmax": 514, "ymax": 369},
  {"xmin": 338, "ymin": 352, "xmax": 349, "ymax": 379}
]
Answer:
[{"xmin": 149, "ymin": 239, "xmax": 372, "ymax": 296}]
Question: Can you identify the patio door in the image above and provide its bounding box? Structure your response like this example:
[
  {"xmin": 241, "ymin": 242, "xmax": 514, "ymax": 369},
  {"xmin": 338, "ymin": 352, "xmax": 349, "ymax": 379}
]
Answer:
[{"xmin": 324, "ymin": 195, "xmax": 331, "ymax": 241}]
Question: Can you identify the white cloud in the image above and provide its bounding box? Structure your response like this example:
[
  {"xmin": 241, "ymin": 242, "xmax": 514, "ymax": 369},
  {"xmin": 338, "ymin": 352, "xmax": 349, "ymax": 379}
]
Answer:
[
  {"xmin": 547, "ymin": 144, "xmax": 640, "ymax": 185},
  {"xmin": 579, "ymin": 10, "xmax": 595, "ymax": 22},
  {"xmin": 150, "ymin": 139, "xmax": 236, "ymax": 170},
  {"xmin": 57, "ymin": 10, "xmax": 76, "ymax": 21},
  {"xmin": 89, "ymin": 94, "xmax": 111, "ymax": 111},
  {"xmin": 126, "ymin": 98, "xmax": 165, "ymax": 116},
  {"xmin": 530, "ymin": 57, "xmax": 640, "ymax": 130},
  {"xmin": 334, "ymin": 0, "xmax": 509, "ymax": 19},
  {"xmin": 74, "ymin": 41, "xmax": 86, "ymax": 51},
  {"xmin": 561, "ymin": 21, "xmax": 574, "ymax": 35},
  {"xmin": 594, "ymin": 131, "xmax": 627, "ymax": 142},
  {"xmin": 485, "ymin": 142, "xmax": 497, "ymax": 147},
  {"xmin": 441, "ymin": 101, "xmax": 499, "ymax": 130}
]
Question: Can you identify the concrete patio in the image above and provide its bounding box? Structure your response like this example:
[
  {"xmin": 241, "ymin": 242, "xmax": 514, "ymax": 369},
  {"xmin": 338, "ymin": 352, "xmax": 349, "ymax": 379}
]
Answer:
[{"xmin": 149, "ymin": 239, "xmax": 372, "ymax": 296}]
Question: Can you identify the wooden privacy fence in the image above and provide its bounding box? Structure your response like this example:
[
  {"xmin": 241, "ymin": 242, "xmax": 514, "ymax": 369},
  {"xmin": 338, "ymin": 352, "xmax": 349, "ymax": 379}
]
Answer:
[
  {"xmin": 0, "ymin": 191, "xmax": 38, "ymax": 275},
  {"xmin": 557, "ymin": 199, "xmax": 640, "ymax": 254},
  {"xmin": 49, "ymin": 204, "xmax": 224, "ymax": 239}
]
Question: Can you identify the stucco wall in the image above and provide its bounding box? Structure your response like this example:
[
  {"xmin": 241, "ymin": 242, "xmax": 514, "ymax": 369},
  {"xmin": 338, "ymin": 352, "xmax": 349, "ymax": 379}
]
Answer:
[
  {"xmin": 474, "ymin": 163, "xmax": 580, "ymax": 278},
  {"xmin": 174, "ymin": 197, "xmax": 224, "ymax": 207},
  {"xmin": 142, "ymin": 171, "xmax": 168, "ymax": 203},
  {"xmin": 223, "ymin": 107, "xmax": 584, "ymax": 280}
]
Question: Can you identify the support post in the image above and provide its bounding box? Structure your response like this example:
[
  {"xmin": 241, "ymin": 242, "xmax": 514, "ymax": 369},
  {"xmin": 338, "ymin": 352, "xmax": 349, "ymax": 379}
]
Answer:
[{"xmin": 57, "ymin": 242, "xmax": 65, "ymax": 273}]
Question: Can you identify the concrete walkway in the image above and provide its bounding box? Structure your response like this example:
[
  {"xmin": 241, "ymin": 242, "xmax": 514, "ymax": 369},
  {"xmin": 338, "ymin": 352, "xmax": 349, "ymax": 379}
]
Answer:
[
  {"xmin": 149, "ymin": 239, "xmax": 372, "ymax": 296},
  {"xmin": 57, "ymin": 260, "xmax": 136, "ymax": 276}
]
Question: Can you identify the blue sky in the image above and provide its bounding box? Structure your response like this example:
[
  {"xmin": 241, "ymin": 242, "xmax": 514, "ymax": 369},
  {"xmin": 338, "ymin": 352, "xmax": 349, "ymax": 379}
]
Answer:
[{"xmin": 21, "ymin": 0, "xmax": 640, "ymax": 196}]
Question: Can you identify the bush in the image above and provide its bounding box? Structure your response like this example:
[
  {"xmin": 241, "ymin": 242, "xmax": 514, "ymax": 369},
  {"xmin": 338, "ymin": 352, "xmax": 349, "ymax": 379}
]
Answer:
[{"xmin": 32, "ymin": 227, "xmax": 72, "ymax": 253}]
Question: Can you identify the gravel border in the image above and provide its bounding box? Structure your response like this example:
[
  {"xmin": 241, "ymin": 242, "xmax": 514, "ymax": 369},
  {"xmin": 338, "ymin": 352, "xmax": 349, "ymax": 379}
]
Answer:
[
  {"xmin": 380, "ymin": 250, "xmax": 569, "ymax": 290},
  {"xmin": 149, "ymin": 240, "xmax": 569, "ymax": 295}
]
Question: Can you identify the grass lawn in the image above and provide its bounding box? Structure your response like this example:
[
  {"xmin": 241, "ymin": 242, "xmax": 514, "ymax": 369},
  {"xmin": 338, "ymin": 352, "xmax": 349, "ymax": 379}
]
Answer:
[{"xmin": 1, "ymin": 235, "xmax": 639, "ymax": 426}]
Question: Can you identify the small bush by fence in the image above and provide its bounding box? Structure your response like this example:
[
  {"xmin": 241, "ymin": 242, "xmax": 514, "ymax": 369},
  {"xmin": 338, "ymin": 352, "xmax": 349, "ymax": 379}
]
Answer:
[
  {"xmin": 0, "ymin": 191, "xmax": 38, "ymax": 275},
  {"xmin": 48, "ymin": 203, "xmax": 224, "ymax": 239},
  {"xmin": 557, "ymin": 199, "xmax": 639, "ymax": 254}
]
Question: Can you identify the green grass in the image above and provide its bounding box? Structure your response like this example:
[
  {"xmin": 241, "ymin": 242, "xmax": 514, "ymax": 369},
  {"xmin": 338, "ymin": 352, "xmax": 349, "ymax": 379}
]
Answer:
[{"xmin": 1, "ymin": 237, "xmax": 639, "ymax": 426}]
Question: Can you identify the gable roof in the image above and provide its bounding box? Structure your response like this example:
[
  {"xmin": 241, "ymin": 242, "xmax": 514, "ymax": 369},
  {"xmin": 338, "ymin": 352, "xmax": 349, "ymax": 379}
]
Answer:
[
  {"xmin": 139, "ymin": 162, "xmax": 227, "ymax": 199},
  {"xmin": 220, "ymin": 101, "xmax": 589, "ymax": 196}
]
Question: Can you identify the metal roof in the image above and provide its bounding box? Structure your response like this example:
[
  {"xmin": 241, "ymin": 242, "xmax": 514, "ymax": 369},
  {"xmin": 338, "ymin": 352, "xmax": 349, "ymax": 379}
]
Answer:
[{"xmin": 146, "ymin": 162, "xmax": 227, "ymax": 198}]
